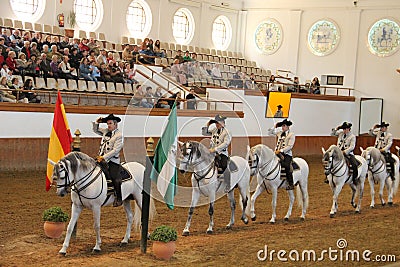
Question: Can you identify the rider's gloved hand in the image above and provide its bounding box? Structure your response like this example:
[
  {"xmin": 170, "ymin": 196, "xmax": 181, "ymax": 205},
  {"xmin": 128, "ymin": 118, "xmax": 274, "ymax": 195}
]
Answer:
[
  {"xmin": 96, "ymin": 156, "xmax": 104, "ymax": 162},
  {"xmin": 209, "ymin": 148, "xmax": 216, "ymax": 153}
]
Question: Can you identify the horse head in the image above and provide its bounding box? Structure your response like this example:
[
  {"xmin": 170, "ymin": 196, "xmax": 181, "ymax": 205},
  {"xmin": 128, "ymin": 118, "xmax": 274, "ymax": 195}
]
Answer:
[
  {"xmin": 178, "ymin": 141, "xmax": 204, "ymax": 173},
  {"xmin": 322, "ymin": 145, "xmax": 343, "ymax": 176},
  {"xmin": 52, "ymin": 156, "xmax": 72, "ymax": 197},
  {"xmin": 248, "ymin": 144, "xmax": 275, "ymax": 176}
]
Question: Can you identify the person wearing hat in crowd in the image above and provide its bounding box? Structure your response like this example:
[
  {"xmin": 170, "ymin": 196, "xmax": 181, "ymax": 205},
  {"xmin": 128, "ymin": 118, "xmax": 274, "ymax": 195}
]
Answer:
[
  {"xmin": 203, "ymin": 114, "xmax": 232, "ymax": 192},
  {"xmin": 330, "ymin": 122, "xmax": 358, "ymax": 184},
  {"xmin": 268, "ymin": 119, "xmax": 295, "ymax": 190},
  {"xmin": 274, "ymin": 105, "xmax": 283, "ymax": 118},
  {"xmin": 369, "ymin": 122, "xmax": 395, "ymax": 180},
  {"xmin": 93, "ymin": 114, "xmax": 124, "ymax": 207}
]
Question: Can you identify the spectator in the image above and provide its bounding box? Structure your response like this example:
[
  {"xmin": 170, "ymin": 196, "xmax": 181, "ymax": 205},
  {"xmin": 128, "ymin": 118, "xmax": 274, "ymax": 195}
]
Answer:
[
  {"xmin": 186, "ymin": 88, "xmax": 196, "ymax": 109},
  {"xmin": 310, "ymin": 77, "xmax": 320, "ymax": 94},
  {"xmin": 69, "ymin": 48, "xmax": 81, "ymax": 70},
  {"xmin": 20, "ymin": 41, "xmax": 32, "ymax": 59},
  {"xmin": 30, "ymin": 42, "xmax": 40, "ymax": 58},
  {"xmin": 9, "ymin": 77, "xmax": 28, "ymax": 103},
  {"xmin": 154, "ymin": 87, "xmax": 169, "ymax": 109},
  {"xmin": 90, "ymin": 60, "xmax": 100, "ymax": 82},
  {"xmin": 153, "ymin": 40, "xmax": 165, "ymax": 58},
  {"xmin": 288, "ymin": 76, "xmax": 300, "ymax": 92},
  {"xmin": 25, "ymin": 54, "xmax": 40, "ymax": 77},
  {"xmin": 174, "ymin": 50, "xmax": 184, "ymax": 64},
  {"xmin": 96, "ymin": 49, "xmax": 108, "ymax": 66},
  {"xmin": 245, "ymin": 72, "xmax": 257, "ymax": 89},
  {"xmin": 0, "ymin": 62, "xmax": 12, "ymax": 81},
  {"xmin": 144, "ymin": 86, "xmax": 155, "ymax": 107},
  {"xmin": 15, "ymin": 52, "xmax": 30, "ymax": 75},
  {"xmin": 59, "ymin": 36, "xmax": 70, "ymax": 50},
  {"xmin": 59, "ymin": 55, "xmax": 77, "ymax": 80},
  {"xmin": 183, "ymin": 50, "xmax": 193, "ymax": 62},
  {"xmin": 229, "ymin": 70, "xmax": 243, "ymax": 88},
  {"xmin": 79, "ymin": 57, "xmax": 95, "ymax": 81},
  {"xmin": 6, "ymin": 51, "xmax": 19, "ymax": 75},
  {"xmin": 87, "ymin": 37, "xmax": 100, "ymax": 56},
  {"xmin": 39, "ymin": 53, "xmax": 54, "ymax": 79},
  {"xmin": 22, "ymin": 78, "xmax": 41, "ymax": 103},
  {"xmin": 0, "ymin": 76, "xmax": 16, "ymax": 102},
  {"xmin": 124, "ymin": 62, "xmax": 138, "ymax": 84}
]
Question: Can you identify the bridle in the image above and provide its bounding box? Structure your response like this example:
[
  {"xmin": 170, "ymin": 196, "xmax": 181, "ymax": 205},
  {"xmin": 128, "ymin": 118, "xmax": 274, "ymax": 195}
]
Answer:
[
  {"xmin": 365, "ymin": 152, "xmax": 386, "ymax": 176},
  {"xmin": 54, "ymin": 160, "xmax": 105, "ymax": 203},
  {"xmin": 248, "ymin": 151, "xmax": 281, "ymax": 181},
  {"xmin": 180, "ymin": 143, "xmax": 216, "ymax": 181},
  {"xmin": 323, "ymin": 152, "xmax": 348, "ymax": 178}
]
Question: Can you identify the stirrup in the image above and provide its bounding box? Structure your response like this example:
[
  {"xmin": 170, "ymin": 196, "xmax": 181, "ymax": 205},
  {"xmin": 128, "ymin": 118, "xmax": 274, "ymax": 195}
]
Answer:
[
  {"xmin": 286, "ymin": 184, "xmax": 294, "ymax": 190},
  {"xmin": 113, "ymin": 199, "xmax": 123, "ymax": 207},
  {"xmin": 324, "ymin": 178, "xmax": 329, "ymax": 184}
]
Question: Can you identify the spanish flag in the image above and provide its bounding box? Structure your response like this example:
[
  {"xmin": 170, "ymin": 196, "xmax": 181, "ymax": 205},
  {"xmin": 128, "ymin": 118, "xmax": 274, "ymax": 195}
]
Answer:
[{"xmin": 46, "ymin": 92, "xmax": 72, "ymax": 191}]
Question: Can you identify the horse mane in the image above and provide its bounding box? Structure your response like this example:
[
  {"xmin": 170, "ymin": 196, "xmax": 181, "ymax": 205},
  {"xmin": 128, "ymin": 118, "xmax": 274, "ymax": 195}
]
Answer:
[
  {"xmin": 367, "ymin": 147, "xmax": 385, "ymax": 163},
  {"xmin": 62, "ymin": 151, "xmax": 96, "ymax": 176},
  {"xmin": 190, "ymin": 141, "xmax": 213, "ymax": 162},
  {"xmin": 251, "ymin": 144, "xmax": 275, "ymax": 162},
  {"xmin": 326, "ymin": 145, "xmax": 344, "ymax": 161}
]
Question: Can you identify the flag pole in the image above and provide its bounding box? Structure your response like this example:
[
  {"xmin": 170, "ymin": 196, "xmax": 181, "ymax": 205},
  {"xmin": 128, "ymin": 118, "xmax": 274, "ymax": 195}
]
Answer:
[
  {"xmin": 141, "ymin": 137, "xmax": 154, "ymax": 253},
  {"xmin": 71, "ymin": 129, "xmax": 81, "ymax": 238}
]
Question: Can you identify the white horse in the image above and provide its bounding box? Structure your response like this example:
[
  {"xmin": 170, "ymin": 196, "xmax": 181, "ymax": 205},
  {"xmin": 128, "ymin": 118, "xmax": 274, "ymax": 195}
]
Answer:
[
  {"xmin": 248, "ymin": 144, "xmax": 309, "ymax": 224},
  {"xmin": 322, "ymin": 145, "xmax": 368, "ymax": 217},
  {"xmin": 178, "ymin": 141, "xmax": 251, "ymax": 236},
  {"xmin": 51, "ymin": 151, "xmax": 156, "ymax": 255},
  {"xmin": 360, "ymin": 146, "xmax": 399, "ymax": 207}
]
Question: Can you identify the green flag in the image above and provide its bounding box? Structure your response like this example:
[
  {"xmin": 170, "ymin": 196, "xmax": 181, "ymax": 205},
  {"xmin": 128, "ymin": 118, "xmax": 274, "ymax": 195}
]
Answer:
[{"xmin": 150, "ymin": 102, "xmax": 178, "ymax": 209}]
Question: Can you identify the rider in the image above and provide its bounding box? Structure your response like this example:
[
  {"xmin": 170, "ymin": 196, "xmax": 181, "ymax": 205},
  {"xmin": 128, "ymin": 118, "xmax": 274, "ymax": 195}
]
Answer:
[
  {"xmin": 369, "ymin": 122, "xmax": 395, "ymax": 180},
  {"xmin": 93, "ymin": 114, "xmax": 123, "ymax": 207},
  {"xmin": 330, "ymin": 122, "xmax": 358, "ymax": 184},
  {"xmin": 268, "ymin": 119, "xmax": 295, "ymax": 190},
  {"xmin": 203, "ymin": 114, "xmax": 232, "ymax": 193}
]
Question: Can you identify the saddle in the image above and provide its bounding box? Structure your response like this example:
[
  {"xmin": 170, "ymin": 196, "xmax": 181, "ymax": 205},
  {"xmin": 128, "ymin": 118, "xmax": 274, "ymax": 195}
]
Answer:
[{"xmin": 105, "ymin": 163, "xmax": 133, "ymax": 196}]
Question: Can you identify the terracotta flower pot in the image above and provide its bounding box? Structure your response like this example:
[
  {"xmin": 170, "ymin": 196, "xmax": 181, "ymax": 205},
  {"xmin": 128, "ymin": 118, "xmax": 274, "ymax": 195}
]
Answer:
[
  {"xmin": 152, "ymin": 241, "xmax": 176, "ymax": 260},
  {"xmin": 43, "ymin": 221, "xmax": 65, "ymax": 238},
  {"xmin": 64, "ymin": 29, "xmax": 74, "ymax": 38}
]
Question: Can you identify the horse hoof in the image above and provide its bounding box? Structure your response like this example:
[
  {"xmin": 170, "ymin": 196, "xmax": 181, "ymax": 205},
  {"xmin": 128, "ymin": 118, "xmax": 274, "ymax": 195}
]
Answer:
[
  {"xmin": 388, "ymin": 202, "xmax": 393, "ymax": 206},
  {"xmin": 269, "ymin": 221, "xmax": 275, "ymax": 224},
  {"xmin": 370, "ymin": 205, "xmax": 375, "ymax": 209},
  {"xmin": 119, "ymin": 242, "xmax": 128, "ymax": 247},
  {"xmin": 242, "ymin": 218, "xmax": 249, "ymax": 225},
  {"xmin": 182, "ymin": 231, "xmax": 190, "ymax": 237},
  {"xmin": 351, "ymin": 203, "xmax": 356, "ymax": 208},
  {"xmin": 251, "ymin": 216, "xmax": 256, "ymax": 222},
  {"xmin": 300, "ymin": 217, "xmax": 305, "ymax": 222},
  {"xmin": 284, "ymin": 217, "xmax": 289, "ymax": 222},
  {"xmin": 355, "ymin": 210, "xmax": 361, "ymax": 214},
  {"xmin": 59, "ymin": 252, "xmax": 66, "ymax": 256},
  {"xmin": 382, "ymin": 203, "xmax": 386, "ymax": 207},
  {"xmin": 226, "ymin": 225, "xmax": 232, "ymax": 230},
  {"xmin": 330, "ymin": 213, "xmax": 335, "ymax": 218},
  {"xmin": 92, "ymin": 249, "xmax": 101, "ymax": 253},
  {"xmin": 206, "ymin": 230, "xmax": 213, "ymax": 235}
]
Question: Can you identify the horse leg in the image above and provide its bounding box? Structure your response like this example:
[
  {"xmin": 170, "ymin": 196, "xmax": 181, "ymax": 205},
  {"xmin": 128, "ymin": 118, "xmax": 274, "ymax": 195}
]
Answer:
[
  {"xmin": 239, "ymin": 184, "xmax": 249, "ymax": 224},
  {"xmin": 284, "ymin": 190, "xmax": 295, "ymax": 221},
  {"xmin": 182, "ymin": 189, "xmax": 200, "ymax": 236},
  {"xmin": 59, "ymin": 204, "xmax": 83, "ymax": 255},
  {"xmin": 356, "ymin": 177, "xmax": 365, "ymax": 213},
  {"xmin": 269, "ymin": 187, "xmax": 278, "ymax": 224},
  {"xmin": 207, "ymin": 192, "xmax": 216, "ymax": 234},
  {"xmin": 121, "ymin": 200, "xmax": 133, "ymax": 244},
  {"xmin": 330, "ymin": 182, "xmax": 344, "ymax": 217},
  {"xmin": 386, "ymin": 177, "xmax": 393, "ymax": 206},
  {"xmin": 349, "ymin": 183, "xmax": 357, "ymax": 209},
  {"xmin": 299, "ymin": 181, "xmax": 309, "ymax": 220},
  {"xmin": 250, "ymin": 184, "xmax": 265, "ymax": 221},
  {"xmin": 369, "ymin": 174, "xmax": 376, "ymax": 208},
  {"xmin": 226, "ymin": 190, "xmax": 236, "ymax": 229},
  {"xmin": 379, "ymin": 178, "xmax": 386, "ymax": 206},
  {"xmin": 92, "ymin": 205, "xmax": 102, "ymax": 252}
]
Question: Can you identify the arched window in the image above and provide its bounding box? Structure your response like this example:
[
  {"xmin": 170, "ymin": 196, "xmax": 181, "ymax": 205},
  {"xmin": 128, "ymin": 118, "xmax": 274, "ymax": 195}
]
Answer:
[
  {"xmin": 172, "ymin": 8, "xmax": 195, "ymax": 45},
  {"xmin": 9, "ymin": 0, "xmax": 45, "ymax": 22},
  {"xmin": 74, "ymin": 0, "xmax": 103, "ymax": 31},
  {"xmin": 212, "ymin": 16, "xmax": 232, "ymax": 51},
  {"xmin": 126, "ymin": 0, "xmax": 152, "ymax": 38}
]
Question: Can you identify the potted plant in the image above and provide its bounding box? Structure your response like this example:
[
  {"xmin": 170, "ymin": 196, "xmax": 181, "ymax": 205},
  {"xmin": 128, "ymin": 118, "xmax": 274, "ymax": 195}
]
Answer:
[
  {"xmin": 65, "ymin": 10, "xmax": 76, "ymax": 38},
  {"xmin": 149, "ymin": 225, "xmax": 177, "ymax": 260},
  {"xmin": 42, "ymin": 206, "xmax": 69, "ymax": 238}
]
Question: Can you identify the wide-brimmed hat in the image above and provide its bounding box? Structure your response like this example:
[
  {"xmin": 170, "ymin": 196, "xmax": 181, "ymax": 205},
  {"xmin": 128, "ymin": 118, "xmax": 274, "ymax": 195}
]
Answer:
[
  {"xmin": 377, "ymin": 122, "xmax": 389, "ymax": 128},
  {"xmin": 276, "ymin": 119, "xmax": 292, "ymax": 127},
  {"xmin": 277, "ymin": 105, "xmax": 283, "ymax": 108},
  {"xmin": 209, "ymin": 114, "xmax": 227, "ymax": 125},
  {"xmin": 338, "ymin": 122, "xmax": 352, "ymax": 129},
  {"xmin": 100, "ymin": 114, "xmax": 121, "ymax": 123}
]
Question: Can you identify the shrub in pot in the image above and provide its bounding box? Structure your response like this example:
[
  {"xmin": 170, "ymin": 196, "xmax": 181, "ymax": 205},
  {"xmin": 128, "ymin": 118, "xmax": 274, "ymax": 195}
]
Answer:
[
  {"xmin": 149, "ymin": 225, "xmax": 177, "ymax": 260},
  {"xmin": 42, "ymin": 206, "xmax": 69, "ymax": 238}
]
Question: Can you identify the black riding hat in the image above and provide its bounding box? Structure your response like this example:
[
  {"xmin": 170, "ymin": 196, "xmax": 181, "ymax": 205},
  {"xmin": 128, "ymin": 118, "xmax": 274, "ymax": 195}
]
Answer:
[
  {"xmin": 209, "ymin": 114, "xmax": 227, "ymax": 124},
  {"xmin": 276, "ymin": 119, "xmax": 292, "ymax": 127},
  {"xmin": 338, "ymin": 122, "xmax": 352, "ymax": 129},
  {"xmin": 277, "ymin": 105, "xmax": 283, "ymax": 108},
  {"xmin": 100, "ymin": 114, "xmax": 121, "ymax": 123},
  {"xmin": 377, "ymin": 122, "xmax": 389, "ymax": 128}
]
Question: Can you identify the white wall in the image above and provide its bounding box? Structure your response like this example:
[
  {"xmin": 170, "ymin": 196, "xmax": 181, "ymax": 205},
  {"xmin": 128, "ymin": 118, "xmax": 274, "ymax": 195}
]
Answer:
[{"xmin": 0, "ymin": 94, "xmax": 354, "ymax": 138}]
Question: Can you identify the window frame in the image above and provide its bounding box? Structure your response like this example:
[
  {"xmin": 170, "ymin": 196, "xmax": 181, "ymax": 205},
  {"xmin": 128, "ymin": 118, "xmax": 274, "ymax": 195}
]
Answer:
[
  {"xmin": 172, "ymin": 8, "xmax": 195, "ymax": 45},
  {"xmin": 9, "ymin": 0, "xmax": 45, "ymax": 22},
  {"xmin": 74, "ymin": 0, "xmax": 104, "ymax": 32},
  {"xmin": 212, "ymin": 15, "xmax": 232, "ymax": 51},
  {"xmin": 126, "ymin": 0, "xmax": 152, "ymax": 38}
]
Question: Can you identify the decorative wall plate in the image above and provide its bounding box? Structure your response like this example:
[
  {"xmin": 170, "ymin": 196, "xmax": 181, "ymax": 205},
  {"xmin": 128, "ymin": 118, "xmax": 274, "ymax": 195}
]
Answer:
[
  {"xmin": 254, "ymin": 19, "xmax": 283, "ymax": 55},
  {"xmin": 367, "ymin": 18, "xmax": 400, "ymax": 57},
  {"xmin": 307, "ymin": 19, "xmax": 340, "ymax": 56}
]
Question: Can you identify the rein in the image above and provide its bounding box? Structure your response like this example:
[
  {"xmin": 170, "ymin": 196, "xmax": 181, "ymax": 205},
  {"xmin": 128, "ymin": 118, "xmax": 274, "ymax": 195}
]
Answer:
[{"xmin": 367, "ymin": 156, "xmax": 386, "ymax": 176}]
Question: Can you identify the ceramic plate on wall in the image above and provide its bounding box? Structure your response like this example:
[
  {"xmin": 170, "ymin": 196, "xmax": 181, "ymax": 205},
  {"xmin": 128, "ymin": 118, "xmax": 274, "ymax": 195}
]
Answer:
[
  {"xmin": 307, "ymin": 19, "xmax": 340, "ymax": 56},
  {"xmin": 367, "ymin": 18, "xmax": 400, "ymax": 57},
  {"xmin": 254, "ymin": 19, "xmax": 283, "ymax": 55}
]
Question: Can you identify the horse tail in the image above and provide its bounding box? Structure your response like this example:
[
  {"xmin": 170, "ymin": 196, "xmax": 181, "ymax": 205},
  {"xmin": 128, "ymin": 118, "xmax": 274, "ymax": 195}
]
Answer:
[
  {"xmin": 393, "ymin": 156, "xmax": 400, "ymax": 196},
  {"xmin": 241, "ymin": 182, "xmax": 251, "ymax": 217},
  {"xmin": 132, "ymin": 197, "xmax": 157, "ymax": 231},
  {"xmin": 295, "ymin": 159, "xmax": 309, "ymax": 210},
  {"xmin": 295, "ymin": 184, "xmax": 309, "ymax": 210}
]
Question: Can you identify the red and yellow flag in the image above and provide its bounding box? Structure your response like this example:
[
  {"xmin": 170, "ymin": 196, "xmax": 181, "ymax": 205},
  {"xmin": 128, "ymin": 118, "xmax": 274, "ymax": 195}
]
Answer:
[{"xmin": 46, "ymin": 91, "xmax": 72, "ymax": 191}]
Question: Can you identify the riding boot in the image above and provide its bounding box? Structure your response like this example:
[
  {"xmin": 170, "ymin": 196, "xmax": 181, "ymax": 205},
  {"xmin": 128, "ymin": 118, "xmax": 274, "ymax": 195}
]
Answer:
[
  {"xmin": 224, "ymin": 171, "xmax": 231, "ymax": 193},
  {"xmin": 390, "ymin": 162, "xmax": 395, "ymax": 181},
  {"xmin": 113, "ymin": 178, "xmax": 123, "ymax": 207},
  {"xmin": 324, "ymin": 177, "xmax": 329, "ymax": 184},
  {"xmin": 286, "ymin": 171, "xmax": 294, "ymax": 190}
]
